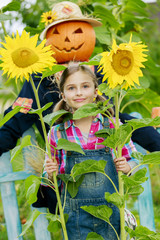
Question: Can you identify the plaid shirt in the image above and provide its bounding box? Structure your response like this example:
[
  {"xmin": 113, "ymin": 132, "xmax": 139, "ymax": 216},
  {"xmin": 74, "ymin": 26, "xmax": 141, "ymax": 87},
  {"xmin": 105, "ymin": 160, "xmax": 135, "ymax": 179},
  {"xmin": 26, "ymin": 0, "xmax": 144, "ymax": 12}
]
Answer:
[{"xmin": 44, "ymin": 114, "xmax": 138, "ymax": 176}]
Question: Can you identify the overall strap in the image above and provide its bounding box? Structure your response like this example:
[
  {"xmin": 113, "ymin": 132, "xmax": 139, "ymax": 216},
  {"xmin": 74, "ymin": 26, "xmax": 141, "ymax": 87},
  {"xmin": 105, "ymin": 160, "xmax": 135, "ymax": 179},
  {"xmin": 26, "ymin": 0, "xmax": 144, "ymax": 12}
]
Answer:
[
  {"xmin": 59, "ymin": 122, "xmax": 68, "ymax": 140},
  {"xmin": 102, "ymin": 116, "xmax": 111, "ymax": 151},
  {"xmin": 103, "ymin": 116, "xmax": 110, "ymax": 129}
]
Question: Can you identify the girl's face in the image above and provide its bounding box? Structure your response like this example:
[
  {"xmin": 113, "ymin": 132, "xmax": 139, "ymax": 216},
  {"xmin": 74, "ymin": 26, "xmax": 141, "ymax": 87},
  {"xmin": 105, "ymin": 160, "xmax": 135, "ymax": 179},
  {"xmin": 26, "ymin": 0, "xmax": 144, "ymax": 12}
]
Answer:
[{"xmin": 61, "ymin": 70, "xmax": 98, "ymax": 112}]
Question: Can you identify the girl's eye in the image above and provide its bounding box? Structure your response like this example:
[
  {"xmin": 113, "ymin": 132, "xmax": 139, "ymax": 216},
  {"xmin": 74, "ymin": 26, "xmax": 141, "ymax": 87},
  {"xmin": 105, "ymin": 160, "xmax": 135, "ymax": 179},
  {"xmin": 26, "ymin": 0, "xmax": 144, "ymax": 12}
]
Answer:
[
  {"xmin": 68, "ymin": 86, "xmax": 74, "ymax": 90},
  {"xmin": 83, "ymin": 85, "xmax": 89, "ymax": 88}
]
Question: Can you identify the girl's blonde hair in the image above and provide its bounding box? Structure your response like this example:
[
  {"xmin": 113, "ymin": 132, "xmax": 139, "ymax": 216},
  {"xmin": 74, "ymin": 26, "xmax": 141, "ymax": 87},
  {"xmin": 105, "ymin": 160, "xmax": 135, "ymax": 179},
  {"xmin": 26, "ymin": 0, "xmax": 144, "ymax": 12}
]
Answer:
[{"xmin": 54, "ymin": 63, "xmax": 114, "ymax": 122}]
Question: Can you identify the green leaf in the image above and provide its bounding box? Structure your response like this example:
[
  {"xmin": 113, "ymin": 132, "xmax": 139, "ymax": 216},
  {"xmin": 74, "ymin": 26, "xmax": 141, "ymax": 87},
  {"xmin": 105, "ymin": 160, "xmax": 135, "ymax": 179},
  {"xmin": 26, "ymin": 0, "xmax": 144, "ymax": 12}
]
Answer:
[
  {"xmin": 73, "ymin": 103, "xmax": 100, "ymax": 119},
  {"xmin": 95, "ymin": 26, "xmax": 111, "ymax": 45},
  {"xmin": 64, "ymin": 213, "xmax": 69, "ymax": 224},
  {"xmin": 58, "ymin": 174, "xmax": 85, "ymax": 198},
  {"xmin": 127, "ymin": 117, "xmax": 160, "ymax": 130},
  {"xmin": 143, "ymin": 152, "xmax": 160, "ymax": 165},
  {"xmin": 122, "ymin": 168, "xmax": 148, "ymax": 196},
  {"xmin": 0, "ymin": 13, "xmax": 13, "ymax": 21},
  {"xmin": 131, "ymin": 151, "xmax": 144, "ymax": 161},
  {"xmin": 81, "ymin": 205, "xmax": 112, "ymax": 223},
  {"xmin": 42, "ymin": 65, "xmax": 66, "ymax": 79},
  {"xmin": 105, "ymin": 192, "xmax": 124, "ymax": 208},
  {"xmin": 122, "ymin": 168, "xmax": 148, "ymax": 187},
  {"xmin": 57, "ymin": 138, "xmax": 85, "ymax": 155},
  {"xmin": 73, "ymin": 103, "xmax": 111, "ymax": 120},
  {"xmin": 79, "ymin": 60, "xmax": 100, "ymax": 66},
  {"xmin": 125, "ymin": 0, "xmax": 148, "ymax": 17},
  {"xmin": 0, "ymin": 106, "xmax": 21, "ymax": 127},
  {"xmin": 71, "ymin": 159, "xmax": 107, "ymax": 179},
  {"xmin": 144, "ymin": 56, "xmax": 160, "ymax": 76},
  {"xmin": 127, "ymin": 185, "xmax": 144, "ymax": 196},
  {"xmin": 124, "ymin": 88, "xmax": 146, "ymax": 97},
  {"xmin": 47, "ymin": 219, "xmax": 61, "ymax": 233},
  {"xmin": 25, "ymin": 175, "xmax": 41, "ymax": 205},
  {"xmin": 98, "ymin": 83, "xmax": 120, "ymax": 99},
  {"xmin": 11, "ymin": 135, "xmax": 32, "ymax": 162},
  {"xmin": 20, "ymin": 210, "xmax": 42, "ymax": 236},
  {"xmin": 86, "ymin": 232, "xmax": 104, "ymax": 240},
  {"xmin": 68, "ymin": 175, "xmax": 85, "ymax": 198},
  {"xmin": 94, "ymin": 4, "xmax": 120, "ymax": 29},
  {"xmin": 125, "ymin": 225, "xmax": 160, "ymax": 239},
  {"xmin": 29, "ymin": 102, "xmax": 53, "ymax": 116},
  {"xmin": 100, "ymin": 124, "xmax": 132, "ymax": 149},
  {"xmin": 89, "ymin": 54, "xmax": 102, "ymax": 63},
  {"xmin": 24, "ymin": 26, "xmax": 43, "ymax": 35},
  {"xmin": 46, "ymin": 214, "xmax": 61, "ymax": 233},
  {"xmin": 43, "ymin": 110, "xmax": 72, "ymax": 127},
  {"xmin": 121, "ymin": 89, "xmax": 160, "ymax": 118},
  {"xmin": 46, "ymin": 213, "xmax": 57, "ymax": 221},
  {"xmin": 95, "ymin": 128, "xmax": 115, "ymax": 138},
  {"xmin": 79, "ymin": 54, "xmax": 102, "ymax": 66},
  {"xmin": 57, "ymin": 174, "xmax": 72, "ymax": 184},
  {"xmin": 46, "ymin": 212, "xmax": 68, "ymax": 232},
  {"xmin": 2, "ymin": 1, "xmax": 20, "ymax": 12}
]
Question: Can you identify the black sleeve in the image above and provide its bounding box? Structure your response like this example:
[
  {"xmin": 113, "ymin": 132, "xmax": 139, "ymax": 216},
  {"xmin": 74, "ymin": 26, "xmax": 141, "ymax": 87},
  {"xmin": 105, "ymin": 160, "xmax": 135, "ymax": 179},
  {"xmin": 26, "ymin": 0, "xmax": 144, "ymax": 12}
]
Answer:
[
  {"xmin": 0, "ymin": 74, "xmax": 60, "ymax": 156},
  {"xmin": 119, "ymin": 112, "xmax": 160, "ymax": 152}
]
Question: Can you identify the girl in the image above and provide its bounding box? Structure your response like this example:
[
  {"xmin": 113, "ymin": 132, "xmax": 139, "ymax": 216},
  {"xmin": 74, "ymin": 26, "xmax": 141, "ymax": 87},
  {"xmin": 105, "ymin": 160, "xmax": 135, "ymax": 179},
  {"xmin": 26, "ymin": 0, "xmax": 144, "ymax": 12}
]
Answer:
[{"xmin": 44, "ymin": 64, "xmax": 138, "ymax": 240}]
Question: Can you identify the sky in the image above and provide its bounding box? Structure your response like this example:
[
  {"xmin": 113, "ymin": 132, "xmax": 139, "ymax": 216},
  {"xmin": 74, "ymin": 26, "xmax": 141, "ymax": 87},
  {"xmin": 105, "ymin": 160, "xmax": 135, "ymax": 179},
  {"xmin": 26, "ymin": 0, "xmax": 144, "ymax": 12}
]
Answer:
[
  {"xmin": 0, "ymin": 0, "xmax": 12, "ymax": 8},
  {"xmin": 0, "ymin": 0, "xmax": 36, "ymax": 9},
  {"xmin": 0, "ymin": 0, "xmax": 37, "ymax": 34}
]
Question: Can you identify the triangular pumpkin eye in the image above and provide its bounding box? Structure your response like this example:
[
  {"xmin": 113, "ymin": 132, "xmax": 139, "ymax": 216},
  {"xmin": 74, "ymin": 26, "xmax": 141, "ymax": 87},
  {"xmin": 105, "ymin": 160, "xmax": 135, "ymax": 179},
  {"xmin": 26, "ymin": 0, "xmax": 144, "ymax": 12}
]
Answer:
[
  {"xmin": 73, "ymin": 28, "xmax": 83, "ymax": 34},
  {"xmin": 53, "ymin": 28, "xmax": 59, "ymax": 34}
]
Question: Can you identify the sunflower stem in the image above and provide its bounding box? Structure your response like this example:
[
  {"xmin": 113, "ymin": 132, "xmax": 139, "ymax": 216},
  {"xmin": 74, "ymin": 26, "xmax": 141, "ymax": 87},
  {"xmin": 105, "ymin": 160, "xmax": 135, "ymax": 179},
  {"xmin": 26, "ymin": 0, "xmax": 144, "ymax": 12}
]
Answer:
[
  {"xmin": 29, "ymin": 75, "xmax": 68, "ymax": 240},
  {"xmin": 115, "ymin": 93, "xmax": 126, "ymax": 240},
  {"xmin": 1, "ymin": 21, "xmax": 8, "ymax": 37},
  {"xmin": 120, "ymin": 98, "xmax": 142, "ymax": 113}
]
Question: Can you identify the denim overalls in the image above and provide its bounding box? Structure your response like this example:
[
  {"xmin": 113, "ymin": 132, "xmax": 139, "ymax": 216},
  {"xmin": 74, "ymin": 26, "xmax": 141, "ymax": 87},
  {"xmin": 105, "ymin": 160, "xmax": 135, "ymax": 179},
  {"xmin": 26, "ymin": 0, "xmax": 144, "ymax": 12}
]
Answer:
[{"xmin": 60, "ymin": 117, "xmax": 120, "ymax": 240}]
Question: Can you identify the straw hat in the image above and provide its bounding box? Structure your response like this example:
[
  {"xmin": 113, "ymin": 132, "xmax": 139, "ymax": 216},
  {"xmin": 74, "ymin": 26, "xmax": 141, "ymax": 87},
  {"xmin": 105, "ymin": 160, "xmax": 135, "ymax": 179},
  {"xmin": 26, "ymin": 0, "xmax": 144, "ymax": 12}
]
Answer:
[{"xmin": 40, "ymin": 1, "xmax": 101, "ymax": 40}]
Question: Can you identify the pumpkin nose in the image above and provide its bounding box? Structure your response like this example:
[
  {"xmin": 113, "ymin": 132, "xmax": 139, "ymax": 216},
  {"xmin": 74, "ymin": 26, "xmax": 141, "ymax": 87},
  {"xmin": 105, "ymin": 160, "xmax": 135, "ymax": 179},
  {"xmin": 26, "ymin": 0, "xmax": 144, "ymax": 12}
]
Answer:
[{"xmin": 65, "ymin": 37, "xmax": 70, "ymax": 42}]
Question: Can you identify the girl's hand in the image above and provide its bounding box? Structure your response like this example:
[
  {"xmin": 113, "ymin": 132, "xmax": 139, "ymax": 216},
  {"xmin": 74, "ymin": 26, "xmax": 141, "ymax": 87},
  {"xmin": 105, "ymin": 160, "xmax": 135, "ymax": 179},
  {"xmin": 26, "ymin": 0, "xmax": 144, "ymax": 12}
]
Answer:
[
  {"xmin": 114, "ymin": 157, "xmax": 131, "ymax": 174},
  {"xmin": 45, "ymin": 157, "xmax": 58, "ymax": 180}
]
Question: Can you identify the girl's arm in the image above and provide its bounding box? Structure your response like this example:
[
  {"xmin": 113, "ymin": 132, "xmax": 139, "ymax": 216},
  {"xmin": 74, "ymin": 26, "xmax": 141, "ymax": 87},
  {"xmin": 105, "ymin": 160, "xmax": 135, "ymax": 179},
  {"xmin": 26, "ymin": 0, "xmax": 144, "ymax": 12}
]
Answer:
[
  {"xmin": 114, "ymin": 157, "xmax": 131, "ymax": 174},
  {"xmin": 120, "ymin": 138, "xmax": 139, "ymax": 175},
  {"xmin": 43, "ymin": 127, "xmax": 61, "ymax": 182},
  {"xmin": 45, "ymin": 156, "xmax": 59, "ymax": 181},
  {"xmin": 110, "ymin": 119, "xmax": 139, "ymax": 175}
]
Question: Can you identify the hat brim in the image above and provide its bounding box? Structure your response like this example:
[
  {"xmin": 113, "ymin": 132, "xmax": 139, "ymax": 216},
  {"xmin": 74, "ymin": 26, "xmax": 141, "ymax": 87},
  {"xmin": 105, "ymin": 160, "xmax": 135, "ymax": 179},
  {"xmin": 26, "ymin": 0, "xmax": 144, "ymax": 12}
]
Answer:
[{"xmin": 40, "ymin": 18, "xmax": 102, "ymax": 40}]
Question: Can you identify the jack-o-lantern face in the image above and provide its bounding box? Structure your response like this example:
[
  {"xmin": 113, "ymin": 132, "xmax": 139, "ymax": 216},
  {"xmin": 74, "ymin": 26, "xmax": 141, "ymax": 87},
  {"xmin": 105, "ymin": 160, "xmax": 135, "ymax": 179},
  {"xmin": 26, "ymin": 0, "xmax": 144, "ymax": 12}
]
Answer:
[{"xmin": 45, "ymin": 21, "xmax": 96, "ymax": 63}]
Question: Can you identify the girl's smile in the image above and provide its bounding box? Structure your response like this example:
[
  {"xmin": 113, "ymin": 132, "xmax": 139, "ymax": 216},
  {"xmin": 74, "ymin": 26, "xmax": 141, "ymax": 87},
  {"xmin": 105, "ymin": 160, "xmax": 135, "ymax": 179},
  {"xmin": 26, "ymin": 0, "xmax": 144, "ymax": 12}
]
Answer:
[
  {"xmin": 61, "ymin": 70, "xmax": 98, "ymax": 111},
  {"xmin": 74, "ymin": 98, "xmax": 86, "ymax": 102}
]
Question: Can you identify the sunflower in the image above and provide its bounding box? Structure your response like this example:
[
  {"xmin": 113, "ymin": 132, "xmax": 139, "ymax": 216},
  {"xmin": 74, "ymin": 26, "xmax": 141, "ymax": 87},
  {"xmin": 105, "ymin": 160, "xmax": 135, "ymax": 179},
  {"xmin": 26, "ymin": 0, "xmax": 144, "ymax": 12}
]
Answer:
[
  {"xmin": 98, "ymin": 36, "xmax": 148, "ymax": 89},
  {"xmin": 0, "ymin": 30, "xmax": 56, "ymax": 82},
  {"xmin": 41, "ymin": 11, "xmax": 57, "ymax": 26}
]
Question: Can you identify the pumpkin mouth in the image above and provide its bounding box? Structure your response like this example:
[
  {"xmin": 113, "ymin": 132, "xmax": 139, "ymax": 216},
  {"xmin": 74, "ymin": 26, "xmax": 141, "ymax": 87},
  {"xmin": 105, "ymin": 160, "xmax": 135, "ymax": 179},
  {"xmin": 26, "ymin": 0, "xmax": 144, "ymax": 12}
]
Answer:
[{"xmin": 53, "ymin": 42, "xmax": 84, "ymax": 52}]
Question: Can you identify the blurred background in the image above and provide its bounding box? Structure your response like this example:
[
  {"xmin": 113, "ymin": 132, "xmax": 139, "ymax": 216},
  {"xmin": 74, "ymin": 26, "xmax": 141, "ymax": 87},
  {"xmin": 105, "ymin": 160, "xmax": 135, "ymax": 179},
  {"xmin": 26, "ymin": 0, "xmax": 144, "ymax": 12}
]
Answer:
[{"xmin": 0, "ymin": 0, "xmax": 160, "ymax": 239}]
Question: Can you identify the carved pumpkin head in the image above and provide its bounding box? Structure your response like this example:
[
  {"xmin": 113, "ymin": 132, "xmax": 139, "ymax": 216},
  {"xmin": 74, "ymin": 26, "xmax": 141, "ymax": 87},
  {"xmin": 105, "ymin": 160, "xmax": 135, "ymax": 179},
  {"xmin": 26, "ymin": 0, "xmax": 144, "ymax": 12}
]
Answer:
[{"xmin": 45, "ymin": 21, "xmax": 96, "ymax": 63}]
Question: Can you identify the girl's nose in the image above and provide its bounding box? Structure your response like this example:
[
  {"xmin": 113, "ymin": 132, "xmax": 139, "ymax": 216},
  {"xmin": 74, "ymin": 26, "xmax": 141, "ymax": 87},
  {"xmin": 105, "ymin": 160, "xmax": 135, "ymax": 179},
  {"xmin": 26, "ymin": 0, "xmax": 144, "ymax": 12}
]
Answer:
[{"xmin": 76, "ymin": 87, "xmax": 82, "ymax": 95}]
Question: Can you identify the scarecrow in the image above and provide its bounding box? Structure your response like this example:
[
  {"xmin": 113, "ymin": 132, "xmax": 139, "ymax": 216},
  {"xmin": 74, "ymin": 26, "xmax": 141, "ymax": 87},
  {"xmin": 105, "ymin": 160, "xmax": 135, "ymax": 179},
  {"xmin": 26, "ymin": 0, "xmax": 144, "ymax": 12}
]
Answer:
[
  {"xmin": 0, "ymin": 1, "xmax": 160, "ymax": 162},
  {"xmin": 40, "ymin": 1, "xmax": 101, "ymax": 63}
]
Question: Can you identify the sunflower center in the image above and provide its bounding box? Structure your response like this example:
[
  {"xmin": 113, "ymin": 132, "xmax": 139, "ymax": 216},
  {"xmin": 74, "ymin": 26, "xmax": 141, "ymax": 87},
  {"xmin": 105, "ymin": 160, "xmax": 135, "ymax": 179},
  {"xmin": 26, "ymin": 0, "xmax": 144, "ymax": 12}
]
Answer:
[
  {"xmin": 11, "ymin": 48, "xmax": 39, "ymax": 68},
  {"xmin": 47, "ymin": 16, "xmax": 52, "ymax": 20},
  {"xmin": 111, "ymin": 50, "xmax": 134, "ymax": 75}
]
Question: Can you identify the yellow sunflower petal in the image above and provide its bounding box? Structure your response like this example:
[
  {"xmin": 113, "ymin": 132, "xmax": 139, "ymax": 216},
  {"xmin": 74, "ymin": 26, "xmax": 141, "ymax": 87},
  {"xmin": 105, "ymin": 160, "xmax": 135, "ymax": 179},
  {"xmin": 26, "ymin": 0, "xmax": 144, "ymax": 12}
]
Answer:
[
  {"xmin": 0, "ymin": 30, "xmax": 56, "ymax": 82},
  {"xmin": 99, "ymin": 36, "xmax": 148, "ymax": 89},
  {"xmin": 41, "ymin": 11, "xmax": 57, "ymax": 26}
]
